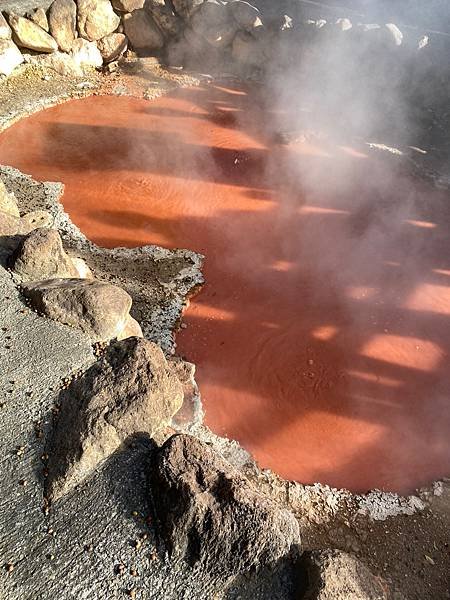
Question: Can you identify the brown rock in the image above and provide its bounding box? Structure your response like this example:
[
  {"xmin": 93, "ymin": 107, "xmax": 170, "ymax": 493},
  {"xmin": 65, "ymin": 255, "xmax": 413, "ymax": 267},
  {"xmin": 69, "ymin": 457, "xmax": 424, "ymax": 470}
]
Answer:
[
  {"xmin": 27, "ymin": 8, "xmax": 49, "ymax": 32},
  {"xmin": 11, "ymin": 228, "xmax": 79, "ymax": 282},
  {"xmin": 22, "ymin": 278, "xmax": 133, "ymax": 342},
  {"xmin": 77, "ymin": 0, "xmax": 121, "ymax": 42},
  {"xmin": 0, "ymin": 179, "xmax": 19, "ymax": 217},
  {"xmin": 49, "ymin": 0, "xmax": 77, "ymax": 52},
  {"xmin": 46, "ymin": 337, "xmax": 184, "ymax": 500},
  {"xmin": 190, "ymin": 0, "xmax": 238, "ymax": 48},
  {"xmin": 8, "ymin": 14, "xmax": 58, "ymax": 53},
  {"xmin": 149, "ymin": 434, "xmax": 301, "ymax": 579},
  {"xmin": 123, "ymin": 9, "xmax": 164, "ymax": 54},
  {"xmin": 97, "ymin": 32, "xmax": 127, "ymax": 62},
  {"xmin": 146, "ymin": 1, "xmax": 181, "ymax": 38},
  {"xmin": 0, "ymin": 210, "xmax": 53, "ymax": 238},
  {"xmin": 111, "ymin": 0, "xmax": 145, "ymax": 11}
]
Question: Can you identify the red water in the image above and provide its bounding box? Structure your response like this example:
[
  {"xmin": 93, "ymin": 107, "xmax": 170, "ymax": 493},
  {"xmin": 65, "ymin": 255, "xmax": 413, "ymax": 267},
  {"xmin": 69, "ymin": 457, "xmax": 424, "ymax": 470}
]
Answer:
[{"xmin": 1, "ymin": 84, "xmax": 450, "ymax": 492}]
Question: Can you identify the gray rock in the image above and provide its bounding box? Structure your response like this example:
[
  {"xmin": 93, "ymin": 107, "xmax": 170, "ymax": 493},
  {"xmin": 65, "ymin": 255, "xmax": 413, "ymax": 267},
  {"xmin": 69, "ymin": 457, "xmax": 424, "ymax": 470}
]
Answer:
[
  {"xmin": 172, "ymin": 0, "xmax": 204, "ymax": 21},
  {"xmin": 191, "ymin": 0, "xmax": 238, "ymax": 48},
  {"xmin": 11, "ymin": 228, "xmax": 80, "ymax": 282},
  {"xmin": 27, "ymin": 7, "xmax": 49, "ymax": 32},
  {"xmin": 0, "ymin": 12, "xmax": 12, "ymax": 39},
  {"xmin": 97, "ymin": 31, "xmax": 127, "ymax": 61},
  {"xmin": 111, "ymin": 0, "xmax": 145, "ymax": 10},
  {"xmin": 335, "ymin": 17, "xmax": 352, "ymax": 31},
  {"xmin": 231, "ymin": 29, "xmax": 265, "ymax": 67},
  {"xmin": 46, "ymin": 337, "xmax": 183, "ymax": 501},
  {"xmin": 300, "ymin": 550, "xmax": 391, "ymax": 599},
  {"xmin": 22, "ymin": 278, "xmax": 133, "ymax": 342},
  {"xmin": 0, "ymin": 178, "xmax": 19, "ymax": 217},
  {"xmin": 384, "ymin": 23, "xmax": 403, "ymax": 46},
  {"xmin": 8, "ymin": 14, "xmax": 58, "ymax": 52},
  {"xmin": 228, "ymin": 0, "xmax": 261, "ymax": 31},
  {"xmin": 146, "ymin": 0, "xmax": 181, "ymax": 37},
  {"xmin": 123, "ymin": 9, "xmax": 164, "ymax": 54},
  {"xmin": 71, "ymin": 37, "xmax": 103, "ymax": 68},
  {"xmin": 49, "ymin": 0, "xmax": 77, "ymax": 52},
  {"xmin": 149, "ymin": 434, "xmax": 301, "ymax": 579},
  {"xmin": 77, "ymin": 0, "xmax": 120, "ymax": 42}
]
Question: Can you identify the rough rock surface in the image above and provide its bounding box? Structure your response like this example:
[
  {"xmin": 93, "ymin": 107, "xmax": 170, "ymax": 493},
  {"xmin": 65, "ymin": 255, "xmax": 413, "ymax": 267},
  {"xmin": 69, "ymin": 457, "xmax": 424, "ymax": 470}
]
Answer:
[
  {"xmin": 0, "ymin": 12, "xmax": 12, "ymax": 39},
  {"xmin": 48, "ymin": 0, "xmax": 77, "ymax": 52},
  {"xmin": 0, "ymin": 38, "xmax": 23, "ymax": 75},
  {"xmin": 232, "ymin": 30, "xmax": 265, "ymax": 67},
  {"xmin": 46, "ymin": 337, "xmax": 183, "ymax": 500},
  {"xmin": 191, "ymin": 0, "xmax": 238, "ymax": 48},
  {"xmin": 147, "ymin": 1, "xmax": 181, "ymax": 38},
  {"xmin": 11, "ymin": 228, "xmax": 80, "ymax": 281},
  {"xmin": 0, "ymin": 210, "xmax": 53, "ymax": 243},
  {"xmin": 0, "ymin": 178, "xmax": 19, "ymax": 217},
  {"xmin": 228, "ymin": 0, "xmax": 262, "ymax": 32},
  {"xmin": 97, "ymin": 31, "xmax": 127, "ymax": 62},
  {"xmin": 33, "ymin": 50, "xmax": 83, "ymax": 75},
  {"xmin": 150, "ymin": 434, "xmax": 301, "ymax": 579},
  {"xmin": 71, "ymin": 37, "xmax": 103, "ymax": 68},
  {"xmin": 22, "ymin": 277, "xmax": 133, "ymax": 341},
  {"xmin": 116, "ymin": 313, "xmax": 143, "ymax": 339},
  {"xmin": 123, "ymin": 9, "xmax": 164, "ymax": 53},
  {"xmin": 77, "ymin": 0, "xmax": 120, "ymax": 42},
  {"xmin": 28, "ymin": 7, "xmax": 49, "ymax": 32},
  {"xmin": 111, "ymin": 0, "xmax": 145, "ymax": 10},
  {"xmin": 172, "ymin": 0, "xmax": 204, "ymax": 21},
  {"xmin": 300, "ymin": 550, "xmax": 392, "ymax": 599},
  {"xmin": 8, "ymin": 14, "xmax": 58, "ymax": 52}
]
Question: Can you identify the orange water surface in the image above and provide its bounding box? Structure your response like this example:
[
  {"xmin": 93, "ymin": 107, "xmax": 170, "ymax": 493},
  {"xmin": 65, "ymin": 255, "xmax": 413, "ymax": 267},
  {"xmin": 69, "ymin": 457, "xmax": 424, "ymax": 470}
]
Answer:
[{"xmin": 1, "ymin": 84, "xmax": 449, "ymax": 492}]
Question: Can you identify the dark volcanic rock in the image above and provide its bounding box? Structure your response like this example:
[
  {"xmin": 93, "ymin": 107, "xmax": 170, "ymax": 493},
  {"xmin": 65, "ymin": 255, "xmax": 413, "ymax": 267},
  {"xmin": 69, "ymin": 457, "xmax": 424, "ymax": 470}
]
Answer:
[
  {"xmin": 300, "ymin": 550, "xmax": 392, "ymax": 600},
  {"xmin": 150, "ymin": 434, "xmax": 301, "ymax": 579},
  {"xmin": 46, "ymin": 337, "xmax": 183, "ymax": 501}
]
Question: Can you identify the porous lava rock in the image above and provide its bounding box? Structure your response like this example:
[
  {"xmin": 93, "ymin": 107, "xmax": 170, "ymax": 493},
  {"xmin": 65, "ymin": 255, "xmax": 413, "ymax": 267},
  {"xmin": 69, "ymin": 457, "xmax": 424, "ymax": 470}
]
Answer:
[
  {"xmin": 77, "ymin": 0, "xmax": 121, "ymax": 42},
  {"xmin": 300, "ymin": 550, "xmax": 392, "ymax": 600},
  {"xmin": 8, "ymin": 14, "xmax": 58, "ymax": 53},
  {"xmin": 27, "ymin": 7, "xmax": 49, "ymax": 32},
  {"xmin": 22, "ymin": 278, "xmax": 133, "ymax": 342},
  {"xmin": 0, "ymin": 179, "xmax": 19, "ymax": 217},
  {"xmin": 112, "ymin": 0, "xmax": 145, "ymax": 11},
  {"xmin": 123, "ymin": 9, "xmax": 164, "ymax": 53},
  {"xmin": 97, "ymin": 32, "xmax": 127, "ymax": 62},
  {"xmin": 49, "ymin": 0, "xmax": 77, "ymax": 52},
  {"xmin": 11, "ymin": 228, "xmax": 80, "ymax": 282},
  {"xmin": 149, "ymin": 434, "xmax": 301, "ymax": 579},
  {"xmin": 190, "ymin": 0, "xmax": 238, "ymax": 48},
  {"xmin": 71, "ymin": 38, "xmax": 103, "ymax": 68},
  {"xmin": 0, "ymin": 12, "xmax": 12, "ymax": 39},
  {"xmin": 46, "ymin": 337, "xmax": 183, "ymax": 501},
  {"xmin": 0, "ymin": 39, "xmax": 23, "ymax": 76}
]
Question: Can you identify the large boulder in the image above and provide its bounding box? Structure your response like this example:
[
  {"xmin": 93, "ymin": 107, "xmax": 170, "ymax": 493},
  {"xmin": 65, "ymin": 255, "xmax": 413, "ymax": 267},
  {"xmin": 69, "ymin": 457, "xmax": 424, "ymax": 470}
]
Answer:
[
  {"xmin": 0, "ymin": 39, "xmax": 23, "ymax": 76},
  {"xmin": 300, "ymin": 550, "xmax": 392, "ymax": 599},
  {"xmin": 190, "ymin": 0, "xmax": 238, "ymax": 48},
  {"xmin": 77, "ymin": 0, "xmax": 121, "ymax": 42},
  {"xmin": 8, "ymin": 14, "xmax": 58, "ymax": 53},
  {"xmin": 146, "ymin": 1, "xmax": 181, "ymax": 38},
  {"xmin": 112, "ymin": 0, "xmax": 145, "ymax": 10},
  {"xmin": 0, "ymin": 12, "xmax": 11, "ymax": 39},
  {"xmin": 228, "ymin": 0, "xmax": 262, "ymax": 31},
  {"xmin": 49, "ymin": 0, "xmax": 77, "ymax": 52},
  {"xmin": 11, "ymin": 228, "xmax": 81, "ymax": 282},
  {"xmin": 71, "ymin": 38, "xmax": 103, "ymax": 68},
  {"xmin": 22, "ymin": 278, "xmax": 133, "ymax": 342},
  {"xmin": 46, "ymin": 337, "xmax": 183, "ymax": 500},
  {"xmin": 97, "ymin": 32, "xmax": 127, "ymax": 62},
  {"xmin": 150, "ymin": 434, "xmax": 301, "ymax": 579},
  {"xmin": 123, "ymin": 9, "xmax": 164, "ymax": 54},
  {"xmin": 0, "ymin": 179, "xmax": 19, "ymax": 217}
]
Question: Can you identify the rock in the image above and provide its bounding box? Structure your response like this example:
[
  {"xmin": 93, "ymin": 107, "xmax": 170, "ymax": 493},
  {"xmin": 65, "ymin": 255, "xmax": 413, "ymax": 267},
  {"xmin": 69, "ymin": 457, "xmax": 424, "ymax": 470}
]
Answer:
[
  {"xmin": 11, "ymin": 228, "xmax": 80, "ymax": 282},
  {"xmin": 71, "ymin": 38, "xmax": 103, "ymax": 68},
  {"xmin": 77, "ymin": 0, "xmax": 121, "ymax": 42},
  {"xmin": 116, "ymin": 314, "xmax": 143, "ymax": 340},
  {"xmin": 231, "ymin": 30, "xmax": 265, "ymax": 67},
  {"xmin": 384, "ymin": 23, "xmax": 403, "ymax": 46},
  {"xmin": 149, "ymin": 434, "xmax": 301, "ymax": 579},
  {"xmin": 335, "ymin": 17, "xmax": 352, "ymax": 31},
  {"xmin": 97, "ymin": 32, "xmax": 127, "ymax": 62},
  {"xmin": 0, "ymin": 179, "xmax": 19, "ymax": 217},
  {"xmin": 112, "ymin": 0, "xmax": 145, "ymax": 10},
  {"xmin": 71, "ymin": 256, "xmax": 93, "ymax": 279},
  {"xmin": 172, "ymin": 0, "xmax": 204, "ymax": 21},
  {"xmin": 27, "ymin": 8, "xmax": 49, "ymax": 32},
  {"xmin": 0, "ymin": 12, "xmax": 11, "ymax": 39},
  {"xmin": 0, "ymin": 38, "xmax": 23, "ymax": 76},
  {"xmin": 49, "ymin": 0, "xmax": 77, "ymax": 52},
  {"xmin": 46, "ymin": 337, "xmax": 183, "ymax": 500},
  {"xmin": 228, "ymin": 0, "xmax": 261, "ymax": 31},
  {"xmin": 191, "ymin": 0, "xmax": 238, "ymax": 48},
  {"xmin": 300, "ymin": 550, "xmax": 391, "ymax": 599},
  {"xmin": 0, "ymin": 210, "xmax": 53, "ymax": 237},
  {"xmin": 8, "ymin": 14, "xmax": 58, "ymax": 53},
  {"xmin": 35, "ymin": 51, "xmax": 83, "ymax": 76},
  {"xmin": 22, "ymin": 278, "xmax": 133, "ymax": 342},
  {"xmin": 146, "ymin": 1, "xmax": 181, "ymax": 38},
  {"xmin": 123, "ymin": 9, "xmax": 164, "ymax": 54}
]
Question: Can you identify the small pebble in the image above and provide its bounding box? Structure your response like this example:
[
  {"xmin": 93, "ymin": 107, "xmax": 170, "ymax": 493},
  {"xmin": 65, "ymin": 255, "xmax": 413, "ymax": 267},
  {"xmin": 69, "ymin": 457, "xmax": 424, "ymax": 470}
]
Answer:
[{"xmin": 5, "ymin": 563, "xmax": 14, "ymax": 573}]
